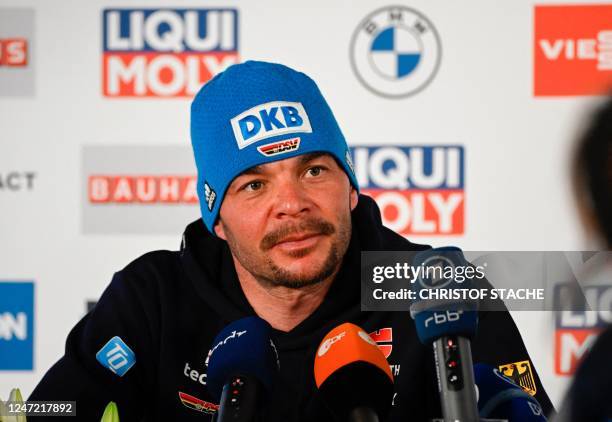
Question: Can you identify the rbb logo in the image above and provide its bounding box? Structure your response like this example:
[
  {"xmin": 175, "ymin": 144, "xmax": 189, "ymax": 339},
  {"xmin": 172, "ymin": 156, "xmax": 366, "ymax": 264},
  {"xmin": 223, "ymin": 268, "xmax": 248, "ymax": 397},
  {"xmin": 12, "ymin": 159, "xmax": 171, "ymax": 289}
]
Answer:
[
  {"xmin": 369, "ymin": 327, "xmax": 393, "ymax": 358},
  {"xmin": 230, "ymin": 102, "xmax": 312, "ymax": 149},
  {"xmin": 534, "ymin": 5, "xmax": 612, "ymax": 96},
  {"xmin": 0, "ymin": 282, "xmax": 34, "ymax": 370},
  {"xmin": 554, "ymin": 284, "xmax": 612, "ymax": 375},
  {"xmin": 88, "ymin": 175, "xmax": 198, "ymax": 204},
  {"xmin": 424, "ymin": 310, "xmax": 463, "ymax": 327},
  {"xmin": 96, "ymin": 336, "xmax": 136, "ymax": 377},
  {"xmin": 0, "ymin": 38, "xmax": 27, "ymax": 66},
  {"xmin": 102, "ymin": 9, "xmax": 239, "ymax": 97},
  {"xmin": 351, "ymin": 146, "xmax": 464, "ymax": 236}
]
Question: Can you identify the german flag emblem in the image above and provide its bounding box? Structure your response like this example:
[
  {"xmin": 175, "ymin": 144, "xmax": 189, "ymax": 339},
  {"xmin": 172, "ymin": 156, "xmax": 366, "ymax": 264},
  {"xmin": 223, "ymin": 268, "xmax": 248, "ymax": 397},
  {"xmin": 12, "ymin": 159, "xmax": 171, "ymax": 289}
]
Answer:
[
  {"xmin": 178, "ymin": 391, "xmax": 219, "ymax": 414},
  {"xmin": 498, "ymin": 360, "xmax": 537, "ymax": 396},
  {"xmin": 257, "ymin": 137, "xmax": 300, "ymax": 157}
]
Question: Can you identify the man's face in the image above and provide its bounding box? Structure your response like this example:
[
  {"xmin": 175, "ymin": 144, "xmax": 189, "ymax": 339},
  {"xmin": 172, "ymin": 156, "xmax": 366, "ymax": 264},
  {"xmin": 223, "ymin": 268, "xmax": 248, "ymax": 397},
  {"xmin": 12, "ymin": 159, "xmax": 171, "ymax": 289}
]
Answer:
[{"xmin": 215, "ymin": 153, "xmax": 358, "ymax": 289}]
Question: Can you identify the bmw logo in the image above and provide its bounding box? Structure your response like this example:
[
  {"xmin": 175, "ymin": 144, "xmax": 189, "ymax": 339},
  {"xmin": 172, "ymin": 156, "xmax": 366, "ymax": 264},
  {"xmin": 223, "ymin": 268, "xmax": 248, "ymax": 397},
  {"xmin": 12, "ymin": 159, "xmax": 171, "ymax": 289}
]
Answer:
[{"xmin": 350, "ymin": 6, "xmax": 442, "ymax": 98}]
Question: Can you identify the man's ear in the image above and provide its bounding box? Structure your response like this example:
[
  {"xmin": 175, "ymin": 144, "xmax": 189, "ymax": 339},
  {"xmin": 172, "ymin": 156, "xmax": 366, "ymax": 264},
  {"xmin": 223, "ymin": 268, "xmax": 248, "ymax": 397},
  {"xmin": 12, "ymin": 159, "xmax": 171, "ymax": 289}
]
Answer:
[
  {"xmin": 214, "ymin": 219, "xmax": 227, "ymax": 240},
  {"xmin": 349, "ymin": 187, "xmax": 359, "ymax": 211}
]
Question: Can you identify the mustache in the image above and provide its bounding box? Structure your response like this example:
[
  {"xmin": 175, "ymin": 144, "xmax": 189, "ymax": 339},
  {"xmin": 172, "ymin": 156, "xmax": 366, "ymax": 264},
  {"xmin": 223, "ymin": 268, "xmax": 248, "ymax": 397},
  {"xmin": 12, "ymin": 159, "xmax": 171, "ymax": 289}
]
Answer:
[{"xmin": 260, "ymin": 218, "xmax": 336, "ymax": 250}]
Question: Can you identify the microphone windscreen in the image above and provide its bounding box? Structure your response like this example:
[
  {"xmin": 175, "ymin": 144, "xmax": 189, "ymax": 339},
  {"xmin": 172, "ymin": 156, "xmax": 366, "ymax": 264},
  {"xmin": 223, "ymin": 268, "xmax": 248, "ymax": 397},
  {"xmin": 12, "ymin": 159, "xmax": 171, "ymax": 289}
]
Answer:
[
  {"xmin": 206, "ymin": 316, "xmax": 279, "ymax": 401},
  {"xmin": 314, "ymin": 323, "xmax": 394, "ymax": 420},
  {"xmin": 409, "ymin": 246, "xmax": 479, "ymax": 344},
  {"xmin": 412, "ymin": 308, "xmax": 478, "ymax": 345}
]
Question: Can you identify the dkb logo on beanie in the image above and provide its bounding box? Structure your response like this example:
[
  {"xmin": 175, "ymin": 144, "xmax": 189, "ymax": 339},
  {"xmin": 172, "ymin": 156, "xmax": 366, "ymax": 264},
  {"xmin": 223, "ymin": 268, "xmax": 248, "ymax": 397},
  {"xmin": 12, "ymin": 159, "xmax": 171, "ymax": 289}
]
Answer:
[{"xmin": 230, "ymin": 101, "xmax": 312, "ymax": 149}]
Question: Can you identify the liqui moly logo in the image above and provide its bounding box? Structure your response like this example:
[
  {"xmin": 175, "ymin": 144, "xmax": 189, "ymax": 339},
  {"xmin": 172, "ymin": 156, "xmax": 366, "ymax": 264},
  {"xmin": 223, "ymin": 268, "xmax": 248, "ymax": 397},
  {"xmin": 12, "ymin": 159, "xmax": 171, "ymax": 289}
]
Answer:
[
  {"xmin": 534, "ymin": 4, "xmax": 612, "ymax": 96},
  {"xmin": 554, "ymin": 284, "xmax": 612, "ymax": 375},
  {"xmin": 102, "ymin": 9, "xmax": 239, "ymax": 97},
  {"xmin": 350, "ymin": 146, "xmax": 465, "ymax": 236}
]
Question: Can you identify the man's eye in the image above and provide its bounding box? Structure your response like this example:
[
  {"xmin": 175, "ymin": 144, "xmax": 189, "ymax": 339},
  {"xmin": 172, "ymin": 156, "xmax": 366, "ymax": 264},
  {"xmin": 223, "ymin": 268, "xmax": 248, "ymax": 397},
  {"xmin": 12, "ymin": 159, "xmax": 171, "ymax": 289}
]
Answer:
[
  {"xmin": 306, "ymin": 166, "xmax": 324, "ymax": 177},
  {"xmin": 243, "ymin": 181, "xmax": 263, "ymax": 192}
]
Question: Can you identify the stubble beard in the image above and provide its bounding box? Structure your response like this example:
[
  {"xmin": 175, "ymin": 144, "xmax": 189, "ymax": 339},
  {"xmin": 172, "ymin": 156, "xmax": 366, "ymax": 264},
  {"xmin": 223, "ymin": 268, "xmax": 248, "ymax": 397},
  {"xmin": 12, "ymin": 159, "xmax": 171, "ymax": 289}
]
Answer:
[{"xmin": 223, "ymin": 215, "xmax": 352, "ymax": 289}]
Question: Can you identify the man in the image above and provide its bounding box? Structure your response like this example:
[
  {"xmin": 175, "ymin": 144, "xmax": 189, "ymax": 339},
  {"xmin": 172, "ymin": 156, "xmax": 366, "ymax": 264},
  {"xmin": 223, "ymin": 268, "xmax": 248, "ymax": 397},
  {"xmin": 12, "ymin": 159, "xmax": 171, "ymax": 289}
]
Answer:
[{"xmin": 30, "ymin": 61, "xmax": 553, "ymax": 420}]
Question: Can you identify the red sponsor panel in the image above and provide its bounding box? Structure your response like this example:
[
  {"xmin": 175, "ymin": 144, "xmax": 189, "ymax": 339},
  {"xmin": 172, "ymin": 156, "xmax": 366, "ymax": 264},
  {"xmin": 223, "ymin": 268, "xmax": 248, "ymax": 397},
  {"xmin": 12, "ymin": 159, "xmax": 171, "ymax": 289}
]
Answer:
[
  {"xmin": 102, "ymin": 52, "xmax": 238, "ymax": 97},
  {"xmin": 362, "ymin": 189, "xmax": 464, "ymax": 236},
  {"xmin": 369, "ymin": 328, "xmax": 393, "ymax": 359},
  {"xmin": 0, "ymin": 38, "xmax": 28, "ymax": 67},
  {"xmin": 554, "ymin": 328, "xmax": 602, "ymax": 375},
  {"xmin": 88, "ymin": 175, "xmax": 198, "ymax": 204},
  {"xmin": 534, "ymin": 4, "xmax": 612, "ymax": 96}
]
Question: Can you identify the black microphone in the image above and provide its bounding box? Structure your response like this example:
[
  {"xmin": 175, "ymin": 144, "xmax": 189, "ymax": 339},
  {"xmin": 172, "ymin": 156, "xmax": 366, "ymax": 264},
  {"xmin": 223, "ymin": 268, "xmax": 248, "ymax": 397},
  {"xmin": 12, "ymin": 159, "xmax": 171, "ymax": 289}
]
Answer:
[
  {"xmin": 206, "ymin": 316, "xmax": 279, "ymax": 422},
  {"xmin": 314, "ymin": 322, "xmax": 394, "ymax": 422},
  {"xmin": 410, "ymin": 247, "xmax": 480, "ymax": 422}
]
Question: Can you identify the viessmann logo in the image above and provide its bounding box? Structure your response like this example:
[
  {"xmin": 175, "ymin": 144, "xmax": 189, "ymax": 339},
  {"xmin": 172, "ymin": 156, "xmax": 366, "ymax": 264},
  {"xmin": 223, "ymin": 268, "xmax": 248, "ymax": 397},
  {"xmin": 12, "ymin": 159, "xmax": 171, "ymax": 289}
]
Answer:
[
  {"xmin": 534, "ymin": 4, "xmax": 612, "ymax": 96},
  {"xmin": 350, "ymin": 146, "xmax": 465, "ymax": 236},
  {"xmin": 102, "ymin": 8, "xmax": 239, "ymax": 97}
]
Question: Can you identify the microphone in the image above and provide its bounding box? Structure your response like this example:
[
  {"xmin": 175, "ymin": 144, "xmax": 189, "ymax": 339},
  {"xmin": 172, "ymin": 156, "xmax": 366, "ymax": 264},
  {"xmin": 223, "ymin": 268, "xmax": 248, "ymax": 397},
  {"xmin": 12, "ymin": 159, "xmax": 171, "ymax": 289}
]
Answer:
[
  {"xmin": 314, "ymin": 322, "xmax": 394, "ymax": 422},
  {"xmin": 474, "ymin": 363, "xmax": 547, "ymax": 421},
  {"xmin": 409, "ymin": 247, "xmax": 480, "ymax": 422},
  {"xmin": 206, "ymin": 316, "xmax": 280, "ymax": 422}
]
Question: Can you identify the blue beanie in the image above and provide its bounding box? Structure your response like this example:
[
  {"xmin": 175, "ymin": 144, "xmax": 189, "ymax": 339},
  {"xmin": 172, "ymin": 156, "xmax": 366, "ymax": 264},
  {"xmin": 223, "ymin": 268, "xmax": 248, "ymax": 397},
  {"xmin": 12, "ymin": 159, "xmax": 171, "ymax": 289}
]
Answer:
[{"xmin": 190, "ymin": 60, "xmax": 359, "ymax": 233}]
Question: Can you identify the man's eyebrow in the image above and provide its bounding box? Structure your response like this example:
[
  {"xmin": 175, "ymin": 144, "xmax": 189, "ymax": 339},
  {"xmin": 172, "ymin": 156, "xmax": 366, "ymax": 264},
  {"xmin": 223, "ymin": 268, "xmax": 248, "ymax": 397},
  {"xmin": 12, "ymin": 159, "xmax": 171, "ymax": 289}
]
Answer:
[
  {"xmin": 298, "ymin": 152, "xmax": 328, "ymax": 166},
  {"xmin": 239, "ymin": 153, "xmax": 329, "ymax": 176},
  {"xmin": 240, "ymin": 164, "xmax": 265, "ymax": 176}
]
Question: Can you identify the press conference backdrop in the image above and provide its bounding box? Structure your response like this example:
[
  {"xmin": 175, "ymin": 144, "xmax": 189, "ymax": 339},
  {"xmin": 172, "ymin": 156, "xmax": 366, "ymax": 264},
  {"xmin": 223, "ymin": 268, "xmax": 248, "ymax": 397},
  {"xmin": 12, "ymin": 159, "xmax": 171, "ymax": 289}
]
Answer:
[{"xmin": 1, "ymin": 0, "xmax": 611, "ymax": 409}]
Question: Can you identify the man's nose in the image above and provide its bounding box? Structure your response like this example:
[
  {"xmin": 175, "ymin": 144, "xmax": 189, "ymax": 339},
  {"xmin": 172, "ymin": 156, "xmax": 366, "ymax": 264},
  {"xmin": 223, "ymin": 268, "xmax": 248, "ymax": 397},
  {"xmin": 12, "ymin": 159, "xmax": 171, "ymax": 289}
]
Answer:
[{"xmin": 272, "ymin": 179, "xmax": 312, "ymax": 218}]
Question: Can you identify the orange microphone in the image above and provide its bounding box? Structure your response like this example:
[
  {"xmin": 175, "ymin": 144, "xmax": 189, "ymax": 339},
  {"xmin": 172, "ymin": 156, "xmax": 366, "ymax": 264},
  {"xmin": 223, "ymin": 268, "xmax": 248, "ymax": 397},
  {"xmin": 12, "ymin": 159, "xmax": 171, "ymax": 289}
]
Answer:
[{"xmin": 314, "ymin": 322, "xmax": 394, "ymax": 422}]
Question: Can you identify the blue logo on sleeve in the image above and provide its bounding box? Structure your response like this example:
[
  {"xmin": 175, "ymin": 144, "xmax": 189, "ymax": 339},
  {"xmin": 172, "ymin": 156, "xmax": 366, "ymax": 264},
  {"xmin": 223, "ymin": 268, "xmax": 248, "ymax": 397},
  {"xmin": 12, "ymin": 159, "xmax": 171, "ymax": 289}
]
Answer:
[
  {"xmin": 96, "ymin": 336, "xmax": 136, "ymax": 377},
  {"xmin": 0, "ymin": 281, "xmax": 35, "ymax": 370}
]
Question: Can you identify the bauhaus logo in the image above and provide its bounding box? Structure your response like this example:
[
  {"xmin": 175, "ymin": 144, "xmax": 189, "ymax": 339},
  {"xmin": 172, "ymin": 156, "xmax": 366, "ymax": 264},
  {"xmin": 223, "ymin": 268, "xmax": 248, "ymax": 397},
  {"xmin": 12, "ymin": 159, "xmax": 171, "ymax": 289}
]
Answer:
[
  {"xmin": 534, "ymin": 4, "xmax": 612, "ymax": 96},
  {"xmin": 0, "ymin": 281, "xmax": 34, "ymax": 370},
  {"xmin": 102, "ymin": 8, "xmax": 239, "ymax": 97},
  {"xmin": 350, "ymin": 146, "xmax": 464, "ymax": 236},
  {"xmin": 82, "ymin": 145, "xmax": 200, "ymax": 234}
]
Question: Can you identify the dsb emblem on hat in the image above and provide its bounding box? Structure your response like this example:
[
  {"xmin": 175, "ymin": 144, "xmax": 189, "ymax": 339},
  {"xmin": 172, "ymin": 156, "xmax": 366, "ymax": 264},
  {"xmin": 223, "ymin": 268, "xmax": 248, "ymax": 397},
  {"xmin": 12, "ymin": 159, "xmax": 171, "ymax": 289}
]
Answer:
[{"xmin": 230, "ymin": 101, "xmax": 312, "ymax": 150}]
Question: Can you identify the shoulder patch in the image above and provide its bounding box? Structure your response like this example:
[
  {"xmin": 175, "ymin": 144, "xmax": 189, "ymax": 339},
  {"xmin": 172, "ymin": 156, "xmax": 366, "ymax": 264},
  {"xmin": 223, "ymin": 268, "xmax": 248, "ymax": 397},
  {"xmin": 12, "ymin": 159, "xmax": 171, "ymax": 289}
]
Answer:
[
  {"xmin": 96, "ymin": 336, "xmax": 136, "ymax": 377},
  {"xmin": 498, "ymin": 360, "xmax": 537, "ymax": 396}
]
